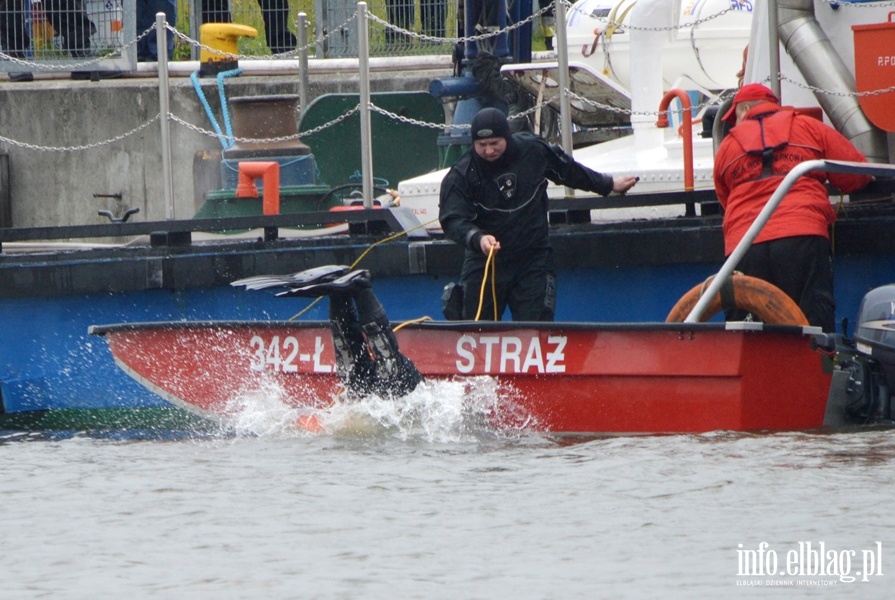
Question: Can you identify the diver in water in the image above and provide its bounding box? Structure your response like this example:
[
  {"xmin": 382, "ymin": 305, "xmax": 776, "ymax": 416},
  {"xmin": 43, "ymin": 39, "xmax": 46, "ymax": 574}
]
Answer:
[{"xmin": 232, "ymin": 265, "xmax": 422, "ymax": 399}]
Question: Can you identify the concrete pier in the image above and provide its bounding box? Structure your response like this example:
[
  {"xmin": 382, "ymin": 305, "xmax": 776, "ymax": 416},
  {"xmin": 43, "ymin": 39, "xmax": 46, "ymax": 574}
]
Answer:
[{"xmin": 0, "ymin": 58, "xmax": 450, "ymax": 229}]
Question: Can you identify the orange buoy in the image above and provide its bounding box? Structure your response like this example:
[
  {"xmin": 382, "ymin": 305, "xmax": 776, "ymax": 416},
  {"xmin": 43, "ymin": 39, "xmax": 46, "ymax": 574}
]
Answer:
[
  {"xmin": 666, "ymin": 274, "xmax": 809, "ymax": 325},
  {"xmin": 295, "ymin": 414, "xmax": 325, "ymax": 433}
]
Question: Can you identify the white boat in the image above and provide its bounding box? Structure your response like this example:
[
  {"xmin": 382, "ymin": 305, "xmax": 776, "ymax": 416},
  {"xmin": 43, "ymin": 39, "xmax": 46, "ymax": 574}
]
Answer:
[{"xmin": 398, "ymin": 0, "xmax": 892, "ymax": 229}]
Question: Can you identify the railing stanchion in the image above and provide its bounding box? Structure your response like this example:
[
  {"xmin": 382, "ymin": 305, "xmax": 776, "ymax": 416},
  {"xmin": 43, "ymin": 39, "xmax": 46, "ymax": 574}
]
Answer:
[
  {"xmin": 555, "ymin": 0, "xmax": 574, "ymax": 197},
  {"xmin": 298, "ymin": 13, "xmax": 309, "ymax": 112},
  {"xmin": 357, "ymin": 2, "xmax": 374, "ymax": 209},
  {"xmin": 156, "ymin": 13, "xmax": 175, "ymax": 220}
]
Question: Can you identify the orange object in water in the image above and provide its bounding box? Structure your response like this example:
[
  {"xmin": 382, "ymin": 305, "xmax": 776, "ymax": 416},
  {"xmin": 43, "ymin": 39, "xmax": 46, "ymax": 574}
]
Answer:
[
  {"xmin": 853, "ymin": 13, "xmax": 895, "ymax": 132},
  {"xmin": 295, "ymin": 414, "xmax": 324, "ymax": 433},
  {"xmin": 235, "ymin": 161, "xmax": 281, "ymax": 215}
]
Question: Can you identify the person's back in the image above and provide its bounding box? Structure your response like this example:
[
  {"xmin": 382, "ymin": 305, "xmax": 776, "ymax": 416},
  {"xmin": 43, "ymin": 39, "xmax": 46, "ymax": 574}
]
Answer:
[
  {"xmin": 714, "ymin": 100, "xmax": 871, "ymax": 255},
  {"xmin": 712, "ymin": 83, "xmax": 872, "ymax": 332}
]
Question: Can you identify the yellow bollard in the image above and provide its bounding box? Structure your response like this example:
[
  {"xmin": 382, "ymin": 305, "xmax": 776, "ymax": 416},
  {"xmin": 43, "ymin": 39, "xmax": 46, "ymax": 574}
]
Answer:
[{"xmin": 199, "ymin": 23, "xmax": 258, "ymax": 77}]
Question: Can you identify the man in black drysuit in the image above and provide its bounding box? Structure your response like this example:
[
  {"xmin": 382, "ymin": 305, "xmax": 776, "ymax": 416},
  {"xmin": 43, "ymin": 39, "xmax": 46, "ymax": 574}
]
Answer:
[
  {"xmin": 438, "ymin": 108, "xmax": 639, "ymax": 321},
  {"xmin": 233, "ymin": 265, "xmax": 421, "ymax": 398}
]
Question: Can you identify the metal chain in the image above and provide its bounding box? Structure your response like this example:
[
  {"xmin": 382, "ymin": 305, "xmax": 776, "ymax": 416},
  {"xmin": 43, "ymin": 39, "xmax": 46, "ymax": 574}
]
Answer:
[
  {"xmin": 0, "ymin": 115, "xmax": 160, "ymax": 152},
  {"xmin": 566, "ymin": 0, "xmax": 738, "ymax": 31},
  {"xmin": 368, "ymin": 95, "xmax": 556, "ymax": 131},
  {"xmin": 778, "ymin": 73, "xmax": 895, "ymax": 98},
  {"xmin": 513, "ymin": 97, "xmax": 564, "ymax": 120},
  {"xmin": 0, "ymin": 102, "xmax": 359, "ymax": 153},
  {"xmin": 567, "ymin": 0, "xmax": 895, "ymax": 34},
  {"xmin": 169, "ymin": 105, "xmax": 360, "ymax": 144},
  {"xmin": 366, "ymin": 3, "xmax": 557, "ymax": 45},
  {"xmin": 564, "ymin": 89, "xmax": 734, "ymax": 118},
  {"xmin": 0, "ymin": 27, "xmax": 151, "ymax": 71},
  {"xmin": 292, "ymin": 13, "xmax": 359, "ymax": 55}
]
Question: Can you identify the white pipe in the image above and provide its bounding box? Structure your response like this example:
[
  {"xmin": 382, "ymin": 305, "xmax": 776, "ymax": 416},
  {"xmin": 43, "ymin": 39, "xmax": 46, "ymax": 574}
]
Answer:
[
  {"xmin": 629, "ymin": 0, "xmax": 668, "ymax": 155},
  {"xmin": 131, "ymin": 55, "xmax": 454, "ymax": 77},
  {"xmin": 776, "ymin": 0, "xmax": 887, "ymax": 162}
]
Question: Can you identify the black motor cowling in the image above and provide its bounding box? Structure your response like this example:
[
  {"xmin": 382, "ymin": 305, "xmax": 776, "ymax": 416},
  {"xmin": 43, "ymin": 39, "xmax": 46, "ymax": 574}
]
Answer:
[{"xmin": 843, "ymin": 285, "xmax": 895, "ymax": 423}]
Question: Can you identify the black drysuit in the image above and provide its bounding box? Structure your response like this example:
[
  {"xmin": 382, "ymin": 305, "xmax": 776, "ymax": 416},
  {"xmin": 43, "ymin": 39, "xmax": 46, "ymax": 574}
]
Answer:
[{"xmin": 438, "ymin": 133, "xmax": 614, "ymax": 321}]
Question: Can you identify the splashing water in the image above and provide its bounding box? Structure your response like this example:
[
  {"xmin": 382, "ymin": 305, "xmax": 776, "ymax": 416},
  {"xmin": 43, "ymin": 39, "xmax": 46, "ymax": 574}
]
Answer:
[{"xmin": 222, "ymin": 376, "xmax": 536, "ymax": 443}]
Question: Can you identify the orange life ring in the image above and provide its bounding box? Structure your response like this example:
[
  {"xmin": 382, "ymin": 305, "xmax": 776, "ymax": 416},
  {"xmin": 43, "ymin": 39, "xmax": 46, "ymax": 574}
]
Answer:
[{"xmin": 666, "ymin": 274, "xmax": 809, "ymax": 325}]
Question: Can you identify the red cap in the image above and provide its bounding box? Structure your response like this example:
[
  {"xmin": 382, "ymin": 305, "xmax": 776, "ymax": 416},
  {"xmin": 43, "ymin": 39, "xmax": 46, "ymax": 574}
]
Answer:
[{"xmin": 722, "ymin": 83, "xmax": 779, "ymax": 123}]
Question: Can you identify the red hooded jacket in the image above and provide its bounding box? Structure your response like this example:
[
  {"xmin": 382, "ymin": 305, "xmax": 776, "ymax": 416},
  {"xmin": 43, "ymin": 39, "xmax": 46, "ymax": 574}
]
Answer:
[{"xmin": 713, "ymin": 102, "xmax": 871, "ymax": 255}]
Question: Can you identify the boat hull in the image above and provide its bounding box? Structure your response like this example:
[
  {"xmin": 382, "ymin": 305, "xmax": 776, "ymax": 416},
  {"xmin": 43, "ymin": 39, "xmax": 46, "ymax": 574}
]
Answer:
[{"xmin": 92, "ymin": 321, "xmax": 833, "ymax": 434}]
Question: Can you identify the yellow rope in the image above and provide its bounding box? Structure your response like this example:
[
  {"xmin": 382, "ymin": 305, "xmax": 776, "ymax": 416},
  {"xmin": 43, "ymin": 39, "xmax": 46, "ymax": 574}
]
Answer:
[
  {"xmin": 349, "ymin": 217, "xmax": 440, "ymax": 269},
  {"xmin": 474, "ymin": 246, "xmax": 498, "ymax": 321},
  {"xmin": 288, "ymin": 296, "xmax": 323, "ymax": 321},
  {"xmin": 287, "ymin": 217, "xmax": 441, "ymax": 321},
  {"xmin": 393, "ymin": 315, "xmax": 433, "ymax": 331}
]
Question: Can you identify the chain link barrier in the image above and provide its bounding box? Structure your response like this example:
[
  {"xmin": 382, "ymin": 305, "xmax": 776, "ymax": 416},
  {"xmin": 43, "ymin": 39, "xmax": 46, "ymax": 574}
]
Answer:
[
  {"xmin": 0, "ymin": 115, "xmax": 160, "ymax": 152},
  {"xmin": 369, "ymin": 94, "xmax": 557, "ymax": 131},
  {"xmin": 564, "ymin": 89, "xmax": 736, "ymax": 118},
  {"xmin": 778, "ymin": 73, "xmax": 895, "ymax": 98},
  {"xmin": 169, "ymin": 105, "xmax": 361, "ymax": 145}
]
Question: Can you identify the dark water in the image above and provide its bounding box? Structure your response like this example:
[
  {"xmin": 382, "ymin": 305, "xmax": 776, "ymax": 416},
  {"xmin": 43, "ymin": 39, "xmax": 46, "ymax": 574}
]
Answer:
[{"xmin": 2, "ymin": 381, "xmax": 893, "ymax": 598}]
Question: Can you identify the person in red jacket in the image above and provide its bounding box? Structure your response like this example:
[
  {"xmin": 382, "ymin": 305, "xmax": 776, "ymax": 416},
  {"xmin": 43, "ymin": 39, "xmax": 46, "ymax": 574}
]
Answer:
[{"xmin": 713, "ymin": 83, "xmax": 872, "ymax": 332}]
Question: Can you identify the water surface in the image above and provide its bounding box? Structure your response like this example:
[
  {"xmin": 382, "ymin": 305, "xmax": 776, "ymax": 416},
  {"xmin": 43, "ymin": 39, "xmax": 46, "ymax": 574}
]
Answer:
[{"xmin": 2, "ymin": 383, "xmax": 893, "ymax": 598}]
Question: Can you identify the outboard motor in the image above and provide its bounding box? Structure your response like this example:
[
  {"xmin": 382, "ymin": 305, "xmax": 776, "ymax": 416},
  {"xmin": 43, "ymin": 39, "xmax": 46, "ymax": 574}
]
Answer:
[{"xmin": 839, "ymin": 285, "xmax": 895, "ymax": 423}]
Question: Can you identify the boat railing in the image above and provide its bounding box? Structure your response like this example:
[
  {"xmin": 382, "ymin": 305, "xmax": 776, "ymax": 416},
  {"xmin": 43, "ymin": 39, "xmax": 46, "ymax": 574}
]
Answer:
[
  {"xmin": 0, "ymin": 207, "xmax": 429, "ymax": 252},
  {"xmin": 685, "ymin": 159, "xmax": 895, "ymax": 323},
  {"xmin": 0, "ymin": 188, "xmax": 722, "ymax": 252}
]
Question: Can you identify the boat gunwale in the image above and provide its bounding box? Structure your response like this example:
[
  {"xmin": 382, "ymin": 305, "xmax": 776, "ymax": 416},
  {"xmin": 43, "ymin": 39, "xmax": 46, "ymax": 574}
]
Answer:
[{"xmin": 88, "ymin": 319, "xmax": 823, "ymax": 337}]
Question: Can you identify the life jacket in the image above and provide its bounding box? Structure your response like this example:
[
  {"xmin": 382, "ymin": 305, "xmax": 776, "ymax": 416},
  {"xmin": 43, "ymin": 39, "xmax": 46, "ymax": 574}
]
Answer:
[{"xmin": 728, "ymin": 106, "xmax": 794, "ymax": 180}]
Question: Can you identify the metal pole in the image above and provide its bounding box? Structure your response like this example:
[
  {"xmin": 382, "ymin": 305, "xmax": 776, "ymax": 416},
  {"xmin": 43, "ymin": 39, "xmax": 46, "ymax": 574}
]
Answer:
[
  {"xmin": 555, "ymin": 0, "xmax": 574, "ymax": 196},
  {"xmin": 156, "ymin": 12, "xmax": 175, "ymax": 220},
  {"xmin": 189, "ymin": 0, "xmax": 199, "ymax": 61},
  {"xmin": 357, "ymin": 2, "xmax": 374, "ymax": 209},
  {"xmin": 767, "ymin": 0, "xmax": 781, "ymax": 99},
  {"xmin": 297, "ymin": 12, "xmax": 309, "ymax": 112}
]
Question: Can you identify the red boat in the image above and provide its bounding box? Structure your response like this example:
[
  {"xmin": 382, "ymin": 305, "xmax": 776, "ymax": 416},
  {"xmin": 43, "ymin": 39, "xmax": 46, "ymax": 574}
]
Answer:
[
  {"xmin": 89, "ymin": 162, "xmax": 895, "ymax": 434},
  {"xmin": 90, "ymin": 320, "xmax": 834, "ymax": 434}
]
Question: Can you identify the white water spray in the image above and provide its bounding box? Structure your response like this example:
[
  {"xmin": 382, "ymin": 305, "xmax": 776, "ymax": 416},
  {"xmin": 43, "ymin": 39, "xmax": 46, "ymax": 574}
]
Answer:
[{"xmin": 222, "ymin": 376, "xmax": 537, "ymax": 442}]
